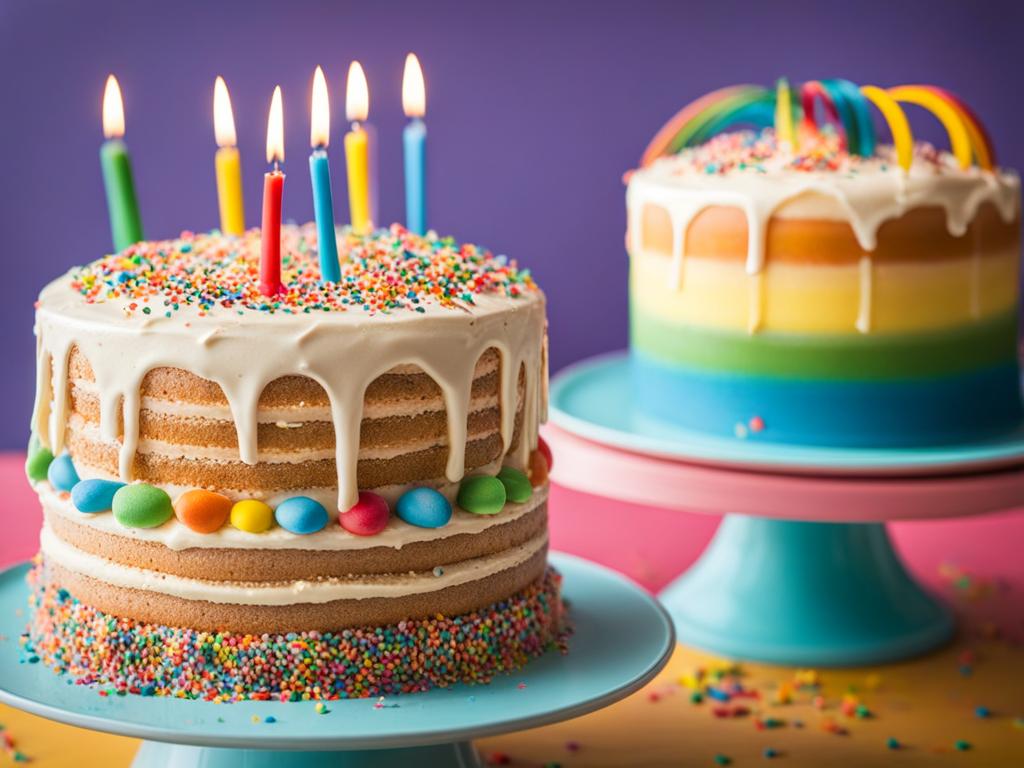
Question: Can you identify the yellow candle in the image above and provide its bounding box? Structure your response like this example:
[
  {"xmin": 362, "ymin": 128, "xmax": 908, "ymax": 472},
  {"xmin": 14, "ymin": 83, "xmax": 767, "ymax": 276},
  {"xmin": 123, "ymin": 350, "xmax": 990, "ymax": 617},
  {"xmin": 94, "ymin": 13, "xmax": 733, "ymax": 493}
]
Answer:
[
  {"xmin": 213, "ymin": 76, "xmax": 245, "ymax": 235},
  {"xmin": 345, "ymin": 61, "xmax": 371, "ymax": 234}
]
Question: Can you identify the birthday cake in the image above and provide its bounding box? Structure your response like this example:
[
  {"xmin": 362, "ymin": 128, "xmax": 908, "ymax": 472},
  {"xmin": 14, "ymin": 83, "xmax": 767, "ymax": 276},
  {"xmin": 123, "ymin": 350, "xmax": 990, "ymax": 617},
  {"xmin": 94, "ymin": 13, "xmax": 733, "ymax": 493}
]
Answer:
[
  {"xmin": 627, "ymin": 80, "xmax": 1022, "ymax": 447},
  {"xmin": 24, "ymin": 223, "xmax": 561, "ymax": 700}
]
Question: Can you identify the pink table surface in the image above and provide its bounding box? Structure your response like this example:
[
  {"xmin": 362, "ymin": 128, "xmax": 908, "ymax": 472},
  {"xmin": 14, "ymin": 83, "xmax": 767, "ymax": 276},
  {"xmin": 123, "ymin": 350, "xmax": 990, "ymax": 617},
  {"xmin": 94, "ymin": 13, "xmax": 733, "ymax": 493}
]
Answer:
[{"xmin": 2, "ymin": 451, "xmax": 1022, "ymax": 613}]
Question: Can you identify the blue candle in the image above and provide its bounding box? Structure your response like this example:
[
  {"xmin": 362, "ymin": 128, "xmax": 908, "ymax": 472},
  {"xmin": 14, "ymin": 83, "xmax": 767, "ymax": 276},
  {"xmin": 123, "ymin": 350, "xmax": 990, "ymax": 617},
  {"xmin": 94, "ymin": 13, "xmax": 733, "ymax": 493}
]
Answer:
[
  {"xmin": 403, "ymin": 119, "xmax": 427, "ymax": 235},
  {"xmin": 402, "ymin": 54, "xmax": 428, "ymax": 235},
  {"xmin": 309, "ymin": 67, "xmax": 340, "ymax": 282}
]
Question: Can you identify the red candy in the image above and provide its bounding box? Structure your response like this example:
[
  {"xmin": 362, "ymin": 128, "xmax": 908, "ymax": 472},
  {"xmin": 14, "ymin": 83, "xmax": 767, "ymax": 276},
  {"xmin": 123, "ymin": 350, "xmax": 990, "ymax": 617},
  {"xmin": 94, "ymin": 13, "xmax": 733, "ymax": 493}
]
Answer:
[
  {"xmin": 537, "ymin": 435, "xmax": 553, "ymax": 471},
  {"xmin": 339, "ymin": 491, "xmax": 390, "ymax": 536}
]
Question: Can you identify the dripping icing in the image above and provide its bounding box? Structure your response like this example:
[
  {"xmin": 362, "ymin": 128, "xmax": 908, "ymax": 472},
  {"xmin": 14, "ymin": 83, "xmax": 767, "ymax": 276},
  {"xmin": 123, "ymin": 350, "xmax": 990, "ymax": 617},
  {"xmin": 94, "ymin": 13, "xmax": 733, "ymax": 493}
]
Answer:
[{"xmin": 32, "ymin": 273, "xmax": 546, "ymax": 511}]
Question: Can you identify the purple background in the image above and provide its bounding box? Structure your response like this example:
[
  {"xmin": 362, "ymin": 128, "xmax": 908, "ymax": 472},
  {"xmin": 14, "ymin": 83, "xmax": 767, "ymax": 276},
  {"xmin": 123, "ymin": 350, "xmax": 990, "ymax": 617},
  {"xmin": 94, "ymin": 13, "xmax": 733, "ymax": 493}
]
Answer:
[{"xmin": 2, "ymin": 0, "xmax": 1022, "ymax": 449}]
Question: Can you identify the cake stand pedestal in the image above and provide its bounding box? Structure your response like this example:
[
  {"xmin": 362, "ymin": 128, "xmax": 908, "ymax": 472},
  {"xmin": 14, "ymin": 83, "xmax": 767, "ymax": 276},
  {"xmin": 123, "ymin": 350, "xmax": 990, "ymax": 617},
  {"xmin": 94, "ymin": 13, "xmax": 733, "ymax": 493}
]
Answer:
[
  {"xmin": 0, "ymin": 553, "xmax": 674, "ymax": 768},
  {"xmin": 547, "ymin": 352, "xmax": 1024, "ymax": 666}
]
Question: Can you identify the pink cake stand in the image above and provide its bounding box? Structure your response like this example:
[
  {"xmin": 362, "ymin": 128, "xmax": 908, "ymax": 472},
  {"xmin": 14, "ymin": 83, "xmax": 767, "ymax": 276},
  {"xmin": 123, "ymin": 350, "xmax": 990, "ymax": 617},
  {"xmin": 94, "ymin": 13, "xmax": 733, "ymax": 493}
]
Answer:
[{"xmin": 546, "ymin": 353, "xmax": 1024, "ymax": 665}]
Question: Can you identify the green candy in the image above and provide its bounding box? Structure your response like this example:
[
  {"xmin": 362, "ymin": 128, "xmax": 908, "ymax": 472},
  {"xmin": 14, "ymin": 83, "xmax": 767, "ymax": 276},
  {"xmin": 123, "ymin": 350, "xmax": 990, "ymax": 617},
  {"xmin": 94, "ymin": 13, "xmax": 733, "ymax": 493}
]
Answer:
[
  {"xmin": 457, "ymin": 476, "xmax": 507, "ymax": 516},
  {"xmin": 497, "ymin": 466, "xmax": 532, "ymax": 504},
  {"xmin": 112, "ymin": 483, "xmax": 173, "ymax": 529},
  {"xmin": 25, "ymin": 436, "xmax": 54, "ymax": 482}
]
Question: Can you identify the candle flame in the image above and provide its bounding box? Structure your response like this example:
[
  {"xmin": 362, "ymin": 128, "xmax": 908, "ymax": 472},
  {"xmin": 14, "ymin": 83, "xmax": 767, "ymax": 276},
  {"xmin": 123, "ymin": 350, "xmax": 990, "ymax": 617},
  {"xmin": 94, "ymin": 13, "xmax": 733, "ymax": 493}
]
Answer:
[
  {"xmin": 213, "ymin": 76, "xmax": 237, "ymax": 148},
  {"xmin": 311, "ymin": 66, "xmax": 330, "ymax": 148},
  {"xmin": 402, "ymin": 53, "xmax": 425, "ymax": 118},
  {"xmin": 266, "ymin": 85, "xmax": 284, "ymax": 165},
  {"xmin": 102, "ymin": 74, "xmax": 125, "ymax": 139},
  {"xmin": 346, "ymin": 61, "xmax": 369, "ymax": 123}
]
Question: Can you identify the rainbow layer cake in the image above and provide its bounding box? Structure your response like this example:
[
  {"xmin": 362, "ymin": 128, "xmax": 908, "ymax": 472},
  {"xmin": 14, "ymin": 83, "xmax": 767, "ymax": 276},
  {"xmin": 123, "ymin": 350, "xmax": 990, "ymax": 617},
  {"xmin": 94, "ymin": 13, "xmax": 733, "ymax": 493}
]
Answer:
[
  {"xmin": 627, "ymin": 80, "xmax": 1022, "ymax": 447},
  {"xmin": 24, "ymin": 224, "xmax": 561, "ymax": 700}
]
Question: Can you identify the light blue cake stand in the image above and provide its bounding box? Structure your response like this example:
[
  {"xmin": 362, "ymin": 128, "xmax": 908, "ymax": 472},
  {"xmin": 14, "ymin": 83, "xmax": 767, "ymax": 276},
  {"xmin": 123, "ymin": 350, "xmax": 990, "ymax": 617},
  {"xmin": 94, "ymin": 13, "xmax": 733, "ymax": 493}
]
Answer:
[
  {"xmin": 0, "ymin": 553, "xmax": 674, "ymax": 767},
  {"xmin": 548, "ymin": 352, "xmax": 1024, "ymax": 667}
]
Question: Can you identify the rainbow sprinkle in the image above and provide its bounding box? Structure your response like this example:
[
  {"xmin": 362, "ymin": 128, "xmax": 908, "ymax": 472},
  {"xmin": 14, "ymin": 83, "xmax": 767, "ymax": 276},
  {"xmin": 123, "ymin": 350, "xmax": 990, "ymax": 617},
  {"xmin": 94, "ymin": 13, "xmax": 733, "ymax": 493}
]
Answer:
[
  {"xmin": 651, "ymin": 128, "xmax": 951, "ymax": 179},
  {"xmin": 69, "ymin": 223, "xmax": 537, "ymax": 319},
  {"xmin": 25, "ymin": 565, "xmax": 566, "ymax": 702}
]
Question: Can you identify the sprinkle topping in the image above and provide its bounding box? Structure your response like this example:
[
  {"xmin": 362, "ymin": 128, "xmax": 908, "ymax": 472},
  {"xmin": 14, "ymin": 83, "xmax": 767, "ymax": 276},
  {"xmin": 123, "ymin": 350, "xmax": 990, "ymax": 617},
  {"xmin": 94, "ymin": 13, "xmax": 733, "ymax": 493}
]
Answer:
[
  {"xmin": 70, "ymin": 223, "xmax": 537, "ymax": 319},
  {"xmin": 654, "ymin": 128, "xmax": 951, "ymax": 177}
]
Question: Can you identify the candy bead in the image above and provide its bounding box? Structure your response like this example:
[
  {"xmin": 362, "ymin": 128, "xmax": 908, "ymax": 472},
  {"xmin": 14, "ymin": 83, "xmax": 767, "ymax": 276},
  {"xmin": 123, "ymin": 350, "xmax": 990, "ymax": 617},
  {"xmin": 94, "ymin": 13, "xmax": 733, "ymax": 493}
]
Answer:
[
  {"xmin": 396, "ymin": 487, "xmax": 452, "ymax": 529},
  {"xmin": 275, "ymin": 496, "xmax": 329, "ymax": 535},
  {"xmin": 175, "ymin": 489, "xmax": 232, "ymax": 533},
  {"xmin": 112, "ymin": 484, "xmax": 173, "ymax": 529},
  {"xmin": 527, "ymin": 449, "xmax": 549, "ymax": 486},
  {"xmin": 47, "ymin": 453, "xmax": 80, "ymax": 492},
  {"xmin": 339, "ymin": 492, "xmax": 390, "ymax": 536},
  {"xmin": 230, "ymin": 499, "xmax": 274, "ymax": 533},
  {"xmin": 457, "ymin": 476, "xmax": 506, "ymax": 516},
  {"xmin": 537, "ymin": 436, "xmax": 553, "ymax": 471},
  {"xmin": 71, "ymin": 479, "xmax": 126, "ymax": 513},
  {"xmin": 25, "ymin": 436, "xmax": 54, "ymax": 482},
  {"xmin": 497, "ymin": 467, "xmax": 532, "ymax": 503}
]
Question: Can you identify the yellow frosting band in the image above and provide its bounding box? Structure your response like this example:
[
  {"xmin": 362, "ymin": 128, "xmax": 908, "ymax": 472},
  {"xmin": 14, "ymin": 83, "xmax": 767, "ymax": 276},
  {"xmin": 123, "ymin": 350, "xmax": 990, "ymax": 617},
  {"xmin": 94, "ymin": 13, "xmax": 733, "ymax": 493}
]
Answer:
[{"xmin": 630, "ymin": 250, "xmax": 1019, "ymax": 334}]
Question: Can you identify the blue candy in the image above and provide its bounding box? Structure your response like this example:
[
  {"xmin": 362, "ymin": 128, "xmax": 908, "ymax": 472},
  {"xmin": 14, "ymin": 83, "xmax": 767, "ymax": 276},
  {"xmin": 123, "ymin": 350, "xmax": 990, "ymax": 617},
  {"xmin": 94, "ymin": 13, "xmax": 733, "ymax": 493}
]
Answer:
[
  {"xmin": 71, "ymin": 479, "xmax": 126, "ymax": 513},
  {"xmin": 396, "ymin": 487, "xmax": 452, "ymax": 529},
  {"xmin": 47, "ymin": 453, "xmax": 80, "ymax": 492},
  {"xmin": 274, "ymin": 496, "xmax": 328, "ymax": 535}
]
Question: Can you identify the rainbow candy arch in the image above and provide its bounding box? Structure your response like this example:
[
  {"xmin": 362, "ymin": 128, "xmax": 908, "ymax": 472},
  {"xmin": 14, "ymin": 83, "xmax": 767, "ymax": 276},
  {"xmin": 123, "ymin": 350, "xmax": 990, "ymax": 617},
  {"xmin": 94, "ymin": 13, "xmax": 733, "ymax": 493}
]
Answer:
[{"xmin": 640, "ymin": 79, "xmax": 996, "ymax": 172}]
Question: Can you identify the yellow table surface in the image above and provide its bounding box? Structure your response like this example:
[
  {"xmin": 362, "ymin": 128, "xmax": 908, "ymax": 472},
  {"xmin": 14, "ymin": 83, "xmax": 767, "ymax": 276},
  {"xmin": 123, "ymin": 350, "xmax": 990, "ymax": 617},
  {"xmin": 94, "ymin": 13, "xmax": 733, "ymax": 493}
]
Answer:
[{"xmin": 3, "ymin": 635, "xmax": 1022, "ymax": 767}]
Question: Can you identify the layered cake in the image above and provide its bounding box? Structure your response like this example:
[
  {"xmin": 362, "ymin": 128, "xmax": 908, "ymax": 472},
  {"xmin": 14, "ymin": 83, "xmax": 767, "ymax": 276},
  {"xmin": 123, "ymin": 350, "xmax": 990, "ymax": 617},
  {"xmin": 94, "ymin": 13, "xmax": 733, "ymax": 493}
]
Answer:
[
  {"xmin": 627, "ymin": 80, "xmax": 1022, "ymax": 447},
  {"xmin": 25, "ymin": 223, "xmax": 561, "ymax": 700}
]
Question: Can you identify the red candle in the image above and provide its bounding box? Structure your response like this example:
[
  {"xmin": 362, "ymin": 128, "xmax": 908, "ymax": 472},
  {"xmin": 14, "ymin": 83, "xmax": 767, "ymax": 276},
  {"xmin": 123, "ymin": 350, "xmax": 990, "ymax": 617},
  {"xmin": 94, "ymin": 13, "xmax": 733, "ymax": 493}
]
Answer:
[
  {"xmin": 260, "ymin": 86, "xmax": 285, "ymax": 297},
  {"xmin": 261, "ymin": 171, "xmax": 283, "ymax": 296}
]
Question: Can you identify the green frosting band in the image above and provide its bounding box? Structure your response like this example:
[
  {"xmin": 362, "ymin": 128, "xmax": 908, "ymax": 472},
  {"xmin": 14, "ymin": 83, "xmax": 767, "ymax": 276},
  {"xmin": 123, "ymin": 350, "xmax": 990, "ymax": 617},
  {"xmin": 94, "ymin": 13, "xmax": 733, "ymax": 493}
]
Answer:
[{"xmin": 631, "ymin": 309, "xmax": 1020, "ymax": 380}]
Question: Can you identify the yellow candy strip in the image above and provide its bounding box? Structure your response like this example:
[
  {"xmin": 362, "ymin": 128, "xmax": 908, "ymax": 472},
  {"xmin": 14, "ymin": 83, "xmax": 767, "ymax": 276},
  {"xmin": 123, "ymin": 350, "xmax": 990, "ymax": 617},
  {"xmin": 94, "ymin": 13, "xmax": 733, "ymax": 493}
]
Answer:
[
  {"xmin": 860, "ymin": 85, "xmax": 913, "ymax": 171},
  {"xmin": 920, "ymin": 86, "xmax": 993, "ymax": 170},
  {"xmin": 888, "ymin": 85, "xmax": 972, "ymax": 169},
  {"xmin": 775, "ymin": 78, "xmax": 796, "ymax": 148}
]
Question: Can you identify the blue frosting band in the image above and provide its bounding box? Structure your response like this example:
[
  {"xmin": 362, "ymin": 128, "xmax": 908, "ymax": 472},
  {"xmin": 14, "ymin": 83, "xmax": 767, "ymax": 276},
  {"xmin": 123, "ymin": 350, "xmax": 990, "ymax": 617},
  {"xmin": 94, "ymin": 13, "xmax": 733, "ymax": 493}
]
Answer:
[{"xmin": 632, "ymin": 353, "xmax": 1023, "ymax": 448}]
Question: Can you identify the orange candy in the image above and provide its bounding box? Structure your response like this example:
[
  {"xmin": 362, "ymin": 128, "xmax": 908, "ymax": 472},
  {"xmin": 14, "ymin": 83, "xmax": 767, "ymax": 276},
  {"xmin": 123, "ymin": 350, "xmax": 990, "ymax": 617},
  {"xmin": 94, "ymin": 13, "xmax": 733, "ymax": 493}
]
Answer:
[
  {"xmin": 174, "ymin": 489, "xmax": 232, "ymax": 533},
  {"xmin": 527, "ymin": 449, "xmax": 549, "ymax": 486}
]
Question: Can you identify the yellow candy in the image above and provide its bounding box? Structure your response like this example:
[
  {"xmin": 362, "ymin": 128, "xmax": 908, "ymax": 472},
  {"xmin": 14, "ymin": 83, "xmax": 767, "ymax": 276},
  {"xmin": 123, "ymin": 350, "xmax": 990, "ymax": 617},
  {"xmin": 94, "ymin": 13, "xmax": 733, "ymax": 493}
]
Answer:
[
  {"xmin": 888, "ymin": 85, "xmax": 972, "ymax": 169},
  {"xmin": 230, "ymin": 499, "xmax": 274, "ymax": 533},
  {"xmin": 860, "ymin": 85, "xmax": 913, "ymax": 171},
  {"xmin": 774, "ymin": 78, "xmax": 796, "ymax": 149}
]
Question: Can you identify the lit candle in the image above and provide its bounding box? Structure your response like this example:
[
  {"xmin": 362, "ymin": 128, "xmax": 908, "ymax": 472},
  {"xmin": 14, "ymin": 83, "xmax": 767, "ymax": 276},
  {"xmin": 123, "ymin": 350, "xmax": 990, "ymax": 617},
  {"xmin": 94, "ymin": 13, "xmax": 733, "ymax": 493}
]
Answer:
[
  {"xmin": 261, "ymin": 86, "xmax": 285, "ymax": 297},
  {"xmin": 100, "ymin": 75, "xmax": 143, "ymax": 252},
  {"xmin": 402, "ymin": 53, "xmax": 427, "ymax": 235},
  {"xmin": 344, "ymin": 61, "xmax": 371, "ymax": 234},
  {"xmin": 213, "ymin": 76, "xmax": 245, "ymax": 235},
  {"xmin": 309, "ymin": 66, "xmax": 340, "ymax": 282}
]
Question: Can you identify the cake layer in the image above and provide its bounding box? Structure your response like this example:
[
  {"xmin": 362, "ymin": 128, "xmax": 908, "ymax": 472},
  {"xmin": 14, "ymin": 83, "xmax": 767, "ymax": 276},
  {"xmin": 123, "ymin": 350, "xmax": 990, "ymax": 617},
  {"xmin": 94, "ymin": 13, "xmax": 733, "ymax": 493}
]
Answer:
[
  {"xmin": 630, "ymin": 246, "xmax": 1020, "ymax": 334},
  {"xmin": 637, "ymin": 203, "xmax": 1018, "ymax": 265},
  {"xmin": 42, "ymin": 532, "xmax": 549, "ymax": 633},
  {"xmin": 631, "ymin": 309, "xmax": 1019, "ymax": 380},
  {"xmin": 633, "ymin": 352, "xmax": 1023, "ymax": 447},
  {"xmin": 42, "ymin": 484, "xmax": 548, "ymax": 579},
  {"xmin": 59, "ymin": 344, "xmax": 525, "ymax": 495},
  {"xmin": 29, "ymin": 566, "xmax": 565, "ymax": 700}
]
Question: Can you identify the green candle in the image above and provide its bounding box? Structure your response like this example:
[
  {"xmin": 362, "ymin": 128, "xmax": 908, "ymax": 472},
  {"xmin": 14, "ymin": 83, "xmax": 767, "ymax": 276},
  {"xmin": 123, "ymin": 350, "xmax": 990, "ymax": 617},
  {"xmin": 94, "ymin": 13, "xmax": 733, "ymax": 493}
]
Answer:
[{"xmin": 101, "ymin": 75, "xmax": 143, "ymax": 252}]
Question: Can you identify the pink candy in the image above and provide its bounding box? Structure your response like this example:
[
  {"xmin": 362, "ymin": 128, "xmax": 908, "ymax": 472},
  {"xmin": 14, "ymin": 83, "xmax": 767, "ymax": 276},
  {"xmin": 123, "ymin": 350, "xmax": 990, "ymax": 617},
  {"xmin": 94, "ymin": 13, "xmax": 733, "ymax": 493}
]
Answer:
[{"xmin": 339, "ymin": 491, "xmax": 390, "ymax": 536}]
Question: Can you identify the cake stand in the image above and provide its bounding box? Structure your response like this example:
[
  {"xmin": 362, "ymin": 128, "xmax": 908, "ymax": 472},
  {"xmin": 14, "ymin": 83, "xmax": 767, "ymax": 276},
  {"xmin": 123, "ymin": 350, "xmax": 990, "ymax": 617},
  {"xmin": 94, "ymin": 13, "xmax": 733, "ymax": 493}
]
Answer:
[
  {"xmin": 547, "ymin": 352, "xmax": 1024, "ymax": 666},
  {"xmin": 0, "ymin": 552, "xmax": 674, "ymax": 768}
]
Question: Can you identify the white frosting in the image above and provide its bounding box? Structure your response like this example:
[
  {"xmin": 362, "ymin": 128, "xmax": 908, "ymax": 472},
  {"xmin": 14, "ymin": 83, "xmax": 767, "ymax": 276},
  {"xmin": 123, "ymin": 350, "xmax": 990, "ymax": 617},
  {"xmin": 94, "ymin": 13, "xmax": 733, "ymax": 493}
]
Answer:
[
  {"xmin": 627, "ymin": 146, "xmax": 1020, "ymax": 334},
  {"xmin": 40, "ymin": 481, "xmax": 546, "ymax": 552},
  {"xmin": 40, "ymin": 523, "xmax": 548, "ymax": 605},
  {"xmin": 33, "ymin": 263, "xmax": 546, "ymax": 510}
]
